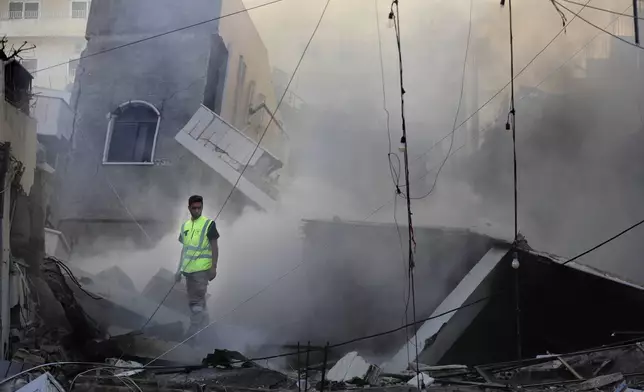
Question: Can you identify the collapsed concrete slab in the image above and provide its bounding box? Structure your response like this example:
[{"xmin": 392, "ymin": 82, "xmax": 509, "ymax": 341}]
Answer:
[
  {"xmin": 327, "ymin": 351, "xmax": 381, "ymax": 385},
  {"xmin": 384, "ymin": 243, "xmax": 644, "ymax": 372}
]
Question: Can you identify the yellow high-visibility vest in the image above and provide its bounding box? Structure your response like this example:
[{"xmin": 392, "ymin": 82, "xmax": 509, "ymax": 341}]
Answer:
[{"xmin": 180, "ymin": 216, "xmax": 213, "ymax": 273}]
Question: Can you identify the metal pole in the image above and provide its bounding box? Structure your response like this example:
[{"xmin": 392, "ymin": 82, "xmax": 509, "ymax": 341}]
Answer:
[
  {"xmin": 634, "ymin": 0, "xmax": 640, "ymax": 45},
  {"xmin": 0, "ymin": 143, "xmax": 11, "ymax": 359},
  {"xmin": 304, "ymin": 342, "xmax": 310, "ymax": 392},
  {"xmin": 297, "ymin": 342, "xmax": 301, "ymax": 392},
  {"xmin": 514, "ymin": 256, "xmax": 522, "ymax": 360},
  {"xmin": 320, "ymin": 342, "xmax": 329, "ymax": 392}
]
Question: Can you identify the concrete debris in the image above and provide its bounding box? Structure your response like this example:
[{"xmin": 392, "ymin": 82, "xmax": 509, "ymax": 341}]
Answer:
[
  {"xmin": 16, "ymin": 373, "xmax": 66, "ymax": 392},
  {"xmin": 107, "ymin": 358, "xmax": 144, "ymax": 377},
  {"xmin": 407, "ymin": 372, "xmax": 434, "ymax": 388},
  {"xmin": 326, "ymin": 351, "xmax": 381, "ymax": 385},
  {"xmin": 12, "ymin": 349, "xmax": 44, "ymax": 364},
  {"xmin": 202, "ymin": 349, "xmax": 253, "ymax": 369},
  {"xmin": 572, "ymin": 373, "xmax": 624, "ymax": 391}
]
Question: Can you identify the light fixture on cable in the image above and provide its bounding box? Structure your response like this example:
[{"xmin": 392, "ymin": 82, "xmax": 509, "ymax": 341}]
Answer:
[
  {"xmin": 398, "ymin": 136, "xmax": 406, "ymax": 152},
  {"xmin": 388, "ymin": 9, "xmax": 395, "ymax": 28},
  {"xmin": 511, "ymin": 252, "xmax": 520, "ymax": 269}
]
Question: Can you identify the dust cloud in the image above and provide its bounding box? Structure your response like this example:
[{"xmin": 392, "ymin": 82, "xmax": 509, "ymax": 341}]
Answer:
[{"xmin": 61, "ymin": 0, "xmax": 644, "ymax": 359}]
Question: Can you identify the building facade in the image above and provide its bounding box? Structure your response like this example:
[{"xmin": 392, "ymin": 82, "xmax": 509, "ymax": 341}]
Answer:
[
  {"xmin": 54, "ymin": 0, "xmax": 288, "ymax": 255},
  {"xmin": 0, "ymin": 0, "xmax": 89, "ymax": 91}
]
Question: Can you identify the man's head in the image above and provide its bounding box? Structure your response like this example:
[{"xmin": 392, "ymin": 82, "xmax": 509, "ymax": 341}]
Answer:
[{"xmin": 188, "ymin": 195, "xmax": 203, "ymax": 219}]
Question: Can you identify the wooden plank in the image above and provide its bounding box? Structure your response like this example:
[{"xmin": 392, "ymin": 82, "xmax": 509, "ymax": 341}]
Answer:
[{"xmin": 557, "ymin": 356, "xmax": 583, "ymax": 380}]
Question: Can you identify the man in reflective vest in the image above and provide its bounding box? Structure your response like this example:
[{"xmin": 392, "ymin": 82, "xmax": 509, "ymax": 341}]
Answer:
[{"xmin": 175, "ymin": 195, "xmax": 220, "ymax": 336}]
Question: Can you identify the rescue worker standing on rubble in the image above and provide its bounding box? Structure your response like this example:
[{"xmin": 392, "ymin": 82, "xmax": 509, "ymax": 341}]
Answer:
[{"xmin": 175, "ymin": 195, "xmax": 219, "ymax": 337}]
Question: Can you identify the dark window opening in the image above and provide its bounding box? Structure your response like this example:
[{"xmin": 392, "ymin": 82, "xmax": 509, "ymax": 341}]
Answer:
[
  {"xmin": 203, "ymin": 34, "xmax": 229, "ymax": 115},
  {"xmin": 106, "ymin": 103, "xmax": 158, "ymax": 163}
]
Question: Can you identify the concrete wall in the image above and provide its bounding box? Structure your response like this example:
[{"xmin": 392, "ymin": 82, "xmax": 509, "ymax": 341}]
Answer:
[
  {"xmin": 219, "ymin": 0, "xmax": 287, "ymax": 162},
  {"xmin": 33, "ymin": 91, "xmax": 73, "ymax": 139}
]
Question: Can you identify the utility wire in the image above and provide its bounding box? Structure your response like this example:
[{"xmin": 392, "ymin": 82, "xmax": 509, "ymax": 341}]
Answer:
[
  {"xmin": 214, "ymin": 0, "xmax": 331, "ymax": 220},
  {"xmin": 31, "ymin": 0, "xmax": 288, "ymax": 75},
  {"xmin": 560, "ymin": 0, "xmax": 644, "ymax": 21},
  {"xmin": 563, "ymin": 217, "xmax": 644, "ymax": 265},
  {"xmin": 505, "ymin": 0, "xmax": 521, "ymax": 361},
  {"xmin": 375, "ymin": 0, "xmax": 408, "ymax": 355},
  {"xmin": 411, "ymin": 0, "xmax": 593, "ymax": 166},
  {"xmin": 137, "ymin": 0, "xmax": 328, "ymax": 334},
  {"xmin": 404, "ymin": 0, "xmax": 473, "ymax": 201},
  {"xmin": 374, "ymin": 0, "xmax": 399, "ymax": 190},
  {"xmin": 506, "ymin": 0, "xmax": 518, "ymax": 243},
  {"xmin": 132, "ymin": 0, "xmax": 332, "ymax": 367},
  {"xmin": 555, "ymin": 0, "xmax": 644, "ymax": 50},
  {"xmin": 388, "ymin": 0, "xmax": 421, "ymax": 387}
]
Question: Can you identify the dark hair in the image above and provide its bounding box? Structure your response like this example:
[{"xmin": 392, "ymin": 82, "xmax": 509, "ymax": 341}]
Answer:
[{"xmin": 188, "ymin": 195, "xmax": 203, "ymax": 206}]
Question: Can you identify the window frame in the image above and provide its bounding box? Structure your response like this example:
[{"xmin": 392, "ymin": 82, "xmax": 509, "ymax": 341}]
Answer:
[
  {"xmin": 102, "ymin": 100, "xmax": 161, "ymax": 166},
  {"xmin": 8, "ymin": 0, "xmax": 40, "ymax": 20},
  {"xmin": 70, "ymin": 0, "xmax": 89, "ymax": 19}
]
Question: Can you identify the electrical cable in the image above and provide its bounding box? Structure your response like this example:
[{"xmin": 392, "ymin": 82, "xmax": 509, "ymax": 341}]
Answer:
[
  {"xmin": 505, "ymin": 0, "xmax": 522, "ymax": 360},
  {"xmin": 362, "ymin": 0, "xmax": 618, "ymax": 222},
  {"xmin": 563, "ymin": 216, "xmax": 644, "ymax": 266},
  {"xmin": 559, "ymin": 0, "xmax": 644, "ymax": 21},
  {"xmin": 375, "ymin": 0, "xmax": 408, "ymax": 355},
  {"xmin": 507, "ymin": 0, "xmax": 518, "ymax": 243},
  {"xmin": 43, "ymin": 257, "xmax": 103, "ymax": 300},
  {"xmin": 225, "ymin": 294, "xmax": 496, "ymax": 364},
  {"xmin": 555, "ymin": 0, "xmax": 644, "ymax": 50},
  {"xmin": 143, "ymin": 261, "xmax": 306, "ymax": 367},
  {"xmin": 0, "ymin": 362, "xmax": 186, "ymax": 386},
  {"xmin": 125, "ymin": 0, "xmax": 331, "ymax": 367},
  {"xmin": 403, "ymin": 0, "xmax": 473, "ymax": 201},
  {"xmin": 361, "ymin": 144, "xmax": 465, "ymax": 222},
  {"xmin": 213, "ymin": 0, "xmax": 331, "ymax": 221},
  {"xmin": 374, "ymin": 0, "xmax": 399, "ymax": 190},
  {"xmin": 388, "ymin": 0, "xmax": 421, "ymax": 386},
  {"xmin": 30, "ymin": 0, "xmax": 288, "ymax": 75},
  {"xmin": 410, "ymin": 0, "xmax": 593, "ymax": 166}
]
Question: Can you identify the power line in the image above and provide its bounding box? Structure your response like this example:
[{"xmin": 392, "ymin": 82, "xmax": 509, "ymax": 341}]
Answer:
[
  {"xmin": 405, "ymin": 0, "xmax": 473, "ymax": 201},
  {"xmin": 388, "ymin": 0, "xmax": 421, "ymax": 387},
  {"xmin": 555, "ymin": 0, "xmax": 644, "ymax": 50},
  {"xmin": 505, "ymin": 0, "xmax": 521, "ymax": 360},
  {"xmin": 410, "ymin": 0, "xmax": 593, "ymax": 166},
  {"xmin": 361, "ymin": 144, "xmax": 464, "ymax": 222},
  {"xmin": 560, "ymin": 0, "xmax": 644, "ymax": 21},
  {"xmin": 214, "ymin": 0, "xmax": 331, "ymax": 220},
  {"xmin": 31, "ymin": 0, "xmax": 288, "ymax": 75},
  {"xmin": 563, "ymin": 217, "xmax": 644, "ymax": 266},
  {"xmin": 374, "ymin": 0, "xmax": 399, "ymax": 190},
  {"xmin": 132, "ymin": 0, "xmax": 332, "ymax": 367}
]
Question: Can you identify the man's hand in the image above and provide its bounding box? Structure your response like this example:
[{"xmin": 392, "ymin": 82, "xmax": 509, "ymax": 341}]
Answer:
[
  {"xmin": 208, "ymin": 266, "xmax": 217, "ymax": 281},
  {"xmin": 175, "ymin": 271, "xmax": 182, "ymax": 283}
]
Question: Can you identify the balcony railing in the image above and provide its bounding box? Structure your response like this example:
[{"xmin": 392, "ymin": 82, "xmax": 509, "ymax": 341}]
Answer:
[
  {"xmin": 71, "ymin": 9, "xmax": 87, "ymax": 19},
  {"xmin": 1, "ymin": 10, "xmax": 87, "ymax": 20},
  {"xmin": 175, "ymin": 105, "xmax": 282, "ymax": 210}
]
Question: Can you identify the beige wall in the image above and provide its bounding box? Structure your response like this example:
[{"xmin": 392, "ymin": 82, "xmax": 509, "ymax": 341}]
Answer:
[
  {"xmin": 0, "ymin": 0, "xmax": 87, "ymax": 90},
  {"xmin": 219, "ymin": 0, "xmax": 287, "ymax": 162},
  {"xmin": 0, "ymin": 93, "xmax": 37, "ymax": 193}
]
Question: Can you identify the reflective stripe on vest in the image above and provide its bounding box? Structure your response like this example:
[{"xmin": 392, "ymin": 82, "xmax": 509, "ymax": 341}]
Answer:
[{"xmin": 180, "ymin": 216, "xmax": 213, "ymax": 273}]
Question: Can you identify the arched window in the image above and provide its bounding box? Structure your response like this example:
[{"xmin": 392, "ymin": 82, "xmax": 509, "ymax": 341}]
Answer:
[{"xmin": 103, "ymin": 101, "xmax": 160, "ymax": 164}]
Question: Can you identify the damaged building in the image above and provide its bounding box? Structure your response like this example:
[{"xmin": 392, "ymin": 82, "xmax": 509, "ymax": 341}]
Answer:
[
  {"xmin": 10, "ymin": 219, "xmax": 644, "ymax": 391},
  {"xmin": 52, "ymin": 0, "xmax": 288, "ymax": 254}
]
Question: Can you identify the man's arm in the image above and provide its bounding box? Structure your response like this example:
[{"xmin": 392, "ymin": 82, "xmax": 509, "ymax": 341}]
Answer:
[
  {"xmin": 207, "ymin": 221, "xmax": 220, "ymax": 281},
  {"xmin": 175, "ymin": 231, "xmax": 184, "ymax": 281}
]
